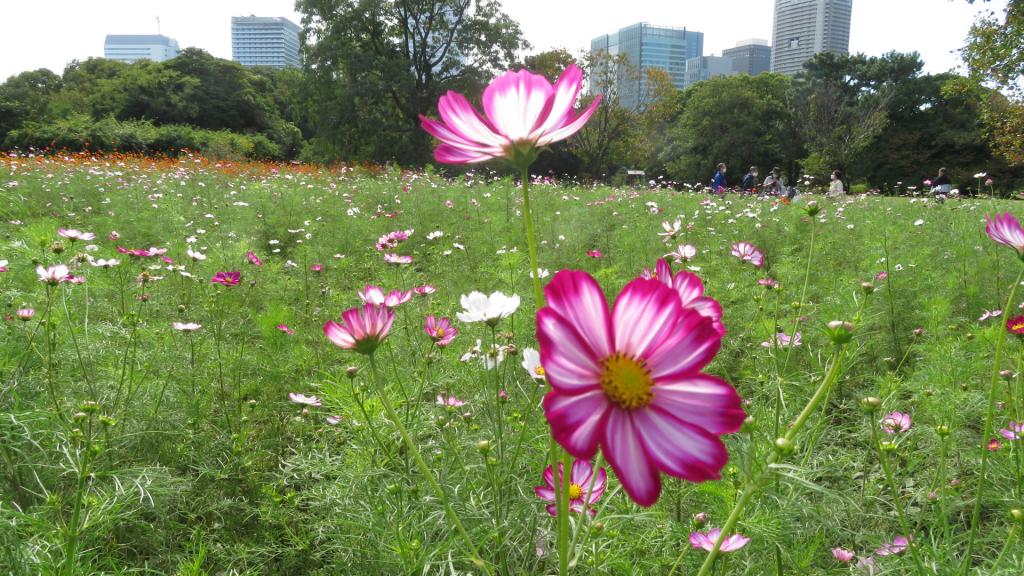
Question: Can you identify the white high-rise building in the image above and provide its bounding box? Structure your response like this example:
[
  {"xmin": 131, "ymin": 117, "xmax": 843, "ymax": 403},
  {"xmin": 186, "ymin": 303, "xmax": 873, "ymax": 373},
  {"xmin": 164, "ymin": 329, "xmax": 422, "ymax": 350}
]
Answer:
[
  {"xmin": 103, "ymin": 35, "xmax": 180, "ymax": 64},
  {"xmin": 231, "ymin": 16, "xmax": 301, "ymax": 68},
  {"xmin": 771, "ymin": 0, "xmax": 852, "ymax": 75}
]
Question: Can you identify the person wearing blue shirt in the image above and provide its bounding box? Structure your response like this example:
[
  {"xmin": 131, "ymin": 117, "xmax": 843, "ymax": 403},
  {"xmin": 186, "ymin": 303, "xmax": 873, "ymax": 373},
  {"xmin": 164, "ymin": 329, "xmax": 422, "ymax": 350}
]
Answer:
[{"xmin": 711, "ymin": 163, "xmax": 728, "ymax": 194}]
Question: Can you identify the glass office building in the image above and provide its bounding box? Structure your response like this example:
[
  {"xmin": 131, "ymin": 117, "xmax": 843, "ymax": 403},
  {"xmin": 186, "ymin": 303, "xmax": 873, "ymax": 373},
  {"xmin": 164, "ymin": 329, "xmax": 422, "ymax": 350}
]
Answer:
[
  {"xmin": 103, "ymin": 35, "xmax": 180, "ymax": 64},
  {"xmin": 590, "ymin": 23, "xmax": 704, "ymax": 110},
  {"xmin": 723, "ymin": 39, "xmax": 772, "ymax": 76},
  {"xmin": 771, "ymin": 0, "xmax": 852, "ymax": 75},
  {"xmin": 231, "ymin": 16, "xmax": 302, "ymax": 68}
]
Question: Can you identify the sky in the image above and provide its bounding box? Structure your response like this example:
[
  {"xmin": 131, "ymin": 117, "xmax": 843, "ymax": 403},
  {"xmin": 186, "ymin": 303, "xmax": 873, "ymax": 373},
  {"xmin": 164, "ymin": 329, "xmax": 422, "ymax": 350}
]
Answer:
[{"xmin": 0, "ymin": 0, "xmax": 1008, "ymax": 80}]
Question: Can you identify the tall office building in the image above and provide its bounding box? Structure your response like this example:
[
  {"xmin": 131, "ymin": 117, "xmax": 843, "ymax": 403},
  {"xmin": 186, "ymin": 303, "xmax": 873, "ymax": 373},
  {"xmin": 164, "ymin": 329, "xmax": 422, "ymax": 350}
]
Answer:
[
  {"xmin": 231, "ymin": 16, "xmax": 301, "ymax": 68},
  {"xmin": 683, "ymin": 56, "xmax": 735, "ymax": 88},
  {"xmin": 723, "ymin": 38, "xmax": 772, "ymax": 75},
  {"xmin": 103, "ymin": 35, "xmax": 180, "ymax": 63},
  {"xmin": 590, "ymin": 23, "xmax": 704, "ymax": 110},
  {"xmin": 771, "ymin": 0, "xmax": 852, "ymax": 75}
]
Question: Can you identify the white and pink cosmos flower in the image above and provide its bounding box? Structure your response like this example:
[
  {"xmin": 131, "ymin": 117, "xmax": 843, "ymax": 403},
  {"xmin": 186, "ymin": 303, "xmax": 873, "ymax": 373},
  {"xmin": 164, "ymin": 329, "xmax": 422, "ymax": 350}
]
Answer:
[
  {"xmin": 419, "ymin": 65, "xmax": 601, "ymax": 165},
  {"xmin": 731, "ymin": 242, "xmax": 765, "ymax": 268},
  {"xmin": 881, "ymin": 411, "xmax": 912, "ymax": 434},
  {"xmin": 874, "ymin": 535, "xmax": 910, "ymax": 556},
  {"xmin": 985, "ymin": 213, "xmax": 1024, "ymax": 257},
  {"xmin": 831, "ymin": 547, "xmax": 855, "ymax": 563},
  {"xmin": 359, "ymin": 285, "xmax": 412, "ymax": 308},
  {"xmin": 58, "ymin": 228, "xmax": 95, "ymax": 242},
  {"xmin": 689, "ymin": 528, "xmax": 751, "ymax": 553},
  {"xmin": 1000, "ymin": 421, "xmax": 1024, "ymax": 440},
  {"xmin": 172, "ymin": 322, "xmax": 202, "ymax": 332},
  {"xmin": 383, "ymin": 253, "xmax": 413, "ymax": 265},
  {"xmin": 436, "ymin": 394, "xmax": 466, "ymax": 408},
  {"xmin": 288, "ymin": 393, "xmax": 322, "ymax": 407},
  {"xmin": 323, "ymin": 304, "xmax": 395, "ymax": 355},
  {"xmin": 36, "ymin": 264, "xmax": 70, "ymax": 285},
  {"xmin": 666, "ymin": 244, "xmax": 697, "ymax": 263},
  {"xmin": 534, "ymin": 459, "xmax": 606, "ymax": 516},
  {"xmin": 538, "ymin": 270, "xmax": 745, "ymax": 506},
  {"xmin": 423, "ymin": 315, "xmax": 458, "ymax": 347}
]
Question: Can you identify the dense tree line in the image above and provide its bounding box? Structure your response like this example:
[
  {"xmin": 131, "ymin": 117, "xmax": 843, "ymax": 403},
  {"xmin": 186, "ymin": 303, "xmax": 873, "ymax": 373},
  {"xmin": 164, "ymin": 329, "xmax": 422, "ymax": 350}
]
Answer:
[{"xmin": 1, "ymin": 0, "xmax": 1021, "ymax": 189}]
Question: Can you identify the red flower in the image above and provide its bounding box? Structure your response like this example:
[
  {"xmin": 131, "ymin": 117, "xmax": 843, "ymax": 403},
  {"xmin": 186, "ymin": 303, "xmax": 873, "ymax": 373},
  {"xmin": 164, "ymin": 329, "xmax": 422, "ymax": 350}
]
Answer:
[{"xmin": 1007, "ymin": 315, "xmax": 1024, "ymax": 335}]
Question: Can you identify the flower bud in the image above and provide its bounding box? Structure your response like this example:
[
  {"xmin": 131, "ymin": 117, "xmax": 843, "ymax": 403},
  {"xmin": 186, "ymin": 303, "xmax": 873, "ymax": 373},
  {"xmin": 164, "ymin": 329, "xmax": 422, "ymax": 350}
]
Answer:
[
  {"xmin": 861, "ymin": 397, "xmax": 882, "ymax": 412},
  {"xmin": 346, "ymin": 366, "xmax": 359, "ymax": 379},
  {"xmin": 1000, "ymin": 370, "xmax": 1014, "ymax": 380},
  {"xmin": 741, "ymin": 415, "xmax": 756, "ymax": 432},
  {"xmin": 774, "ymin": 437, "xmax": 795, "ymax": 455},
  {"xmin": 80, "ymin": 400, "xmax": 100, "ymax": 413},
  {"xmin": 879, "ymin": 441, "xmax": 897, "ymax": 453},
  {"xmin": 805, "ymin": 201, "xmax": 821, "ymax": 217},
  {"xmin": 861, "ymin": 282, "xmax": 875, "ymax": 294},
  {"xmin": 826, "ymin": 320, "xmax": 855, "ymax": 345},
  {"xmin": 592, "ymin": 521, "xmax": 605, "ymax": 533},
  {"xmin": 99, "ymin": 415, "xmax": 116, "ymax": 427},
  {"xmin": 912, "ymin": 327, "xmax": 924, "ymax": 337},
  {"xmin": 477, "ymin": 440, "xmax": 491, "ymax": 453},
  {"xmin": 936, "ymin": 424, "xmax": 950, "ymax": 437},
  {"xmin": 73, "ymin": 411, "xmax": 88, "ymax": 422},
  {"xmin": 1010, "ymin": 509, "xmax": 1023, "ymax": 523},
  {"xmin": 692, "ymin": 512, "xmax": 708, "ymax": 526},
  {"xmin": 51, "ymin": 241, "xmax": 65, "ymax": 254}
]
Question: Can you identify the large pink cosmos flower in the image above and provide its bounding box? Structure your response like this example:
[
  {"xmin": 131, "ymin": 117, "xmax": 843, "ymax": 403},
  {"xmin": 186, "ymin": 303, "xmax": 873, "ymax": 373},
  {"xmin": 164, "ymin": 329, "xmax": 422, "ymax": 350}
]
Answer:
[
  {"xmin": 324, "ymin": 304, "xmax": 395, "ymax": 355},
  {"xmin": 985, "ymin": 213, "xmax": 1024, "ymax": 257},
  {"xmin": 423, "ymin": 315, "xmax": 458, "ymax": 347},
  {"xmin": 419, "ymin": 65, "xmax": 601, "ymax": 165},
  {"xmin": 534, "ymin": 459, "xmax": 607, "ymax": 516},
  {"xmin": 731, "ymin": 242, "xmax": 765, "ymax": 268},
  {"xmin": 689, "ymin": 528, "xmax": 751, "ymax": 553},
  {"xmin": 648, "ymin": 259, "xmax": 725, "ymax": 335},
  {"xmin": 538, "ymin": 270, "xmax": 745, "ymax": 506}
]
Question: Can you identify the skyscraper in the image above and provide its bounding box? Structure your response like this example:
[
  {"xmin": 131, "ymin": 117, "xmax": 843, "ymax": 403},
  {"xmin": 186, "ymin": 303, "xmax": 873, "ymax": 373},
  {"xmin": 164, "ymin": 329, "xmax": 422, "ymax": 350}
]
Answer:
[
  {"xmin": 683, "ymin": 56, "xmax": 736, "ymax": 88},
  {"xmin": 103, "ymin": 35, "xmax": 180, "ymax": 64},
  {"xmin": 590, "ymin": 23, "xmax": 704, "ymax": 110},
  {"xmin": 231, "ymin": 16, "xmax": 301, "ymax": 68},
  {"xmin": 723, "ymin": 39, "xmax": 772, "ymax": 76},
  {"xmin": 771, "ymin": 0, "xmax": 852, "ymax": 75}
]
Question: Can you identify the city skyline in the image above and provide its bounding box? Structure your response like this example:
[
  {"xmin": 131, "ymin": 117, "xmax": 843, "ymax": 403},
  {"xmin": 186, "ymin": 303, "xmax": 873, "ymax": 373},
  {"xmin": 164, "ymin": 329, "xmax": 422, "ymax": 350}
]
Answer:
[{"xmin": 0, "ymin": 0, "xmax": 1008, "ymax": 80}]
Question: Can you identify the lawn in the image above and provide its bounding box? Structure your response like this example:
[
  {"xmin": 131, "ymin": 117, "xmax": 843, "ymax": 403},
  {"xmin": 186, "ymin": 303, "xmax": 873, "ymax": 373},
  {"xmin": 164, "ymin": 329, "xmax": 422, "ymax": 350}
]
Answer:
[{"xmin": 1, "ymin": 153, "xmax": 1023, "ymax": 575}]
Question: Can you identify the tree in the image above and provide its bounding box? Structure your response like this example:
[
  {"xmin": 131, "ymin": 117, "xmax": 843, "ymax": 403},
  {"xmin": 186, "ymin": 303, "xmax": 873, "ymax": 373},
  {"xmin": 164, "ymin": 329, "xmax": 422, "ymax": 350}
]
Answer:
[
  {"xmin": 297, "ymin": 0, "xmax": 527, "ymax": 164},
  {"xmin": 665, "ymin": 73, "xmax": 801, "ymax": 186},
  {"xmin": 520, "ymin": 49, "xmax": 577, "ymax": 83},
  {"xmin": 0, "ymin": 69, "xmax": 62, "ymax": 139},
  {"xmin": 569, "ymin": 51, "xmax": 640, "ymax": 179},
  {"xmin": 960, "ymin": 0, "xmax": 1024, "ymax": 165}
]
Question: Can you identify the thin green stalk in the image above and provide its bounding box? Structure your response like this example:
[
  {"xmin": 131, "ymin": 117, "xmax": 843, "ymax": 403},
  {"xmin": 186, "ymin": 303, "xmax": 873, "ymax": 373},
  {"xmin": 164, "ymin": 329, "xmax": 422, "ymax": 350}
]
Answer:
[
  {"xmin": 366, "ymin": 355, "xmax": 490, "ymax": 574},
  {"xmin": 991, "ymin": 523, "xmax": 1019, "ymax": 572},
  {"xmin": 62, "ymin": 290, "xmax": 96, "ymax": 400},
  {"xmin": 42, "ymin": 286, "xmax": 65, "ymax": 420},
  {"xmin": 962, "ymin": 265, "xmax": 1024, "ymax": 574},
  {"xmin": 870, "ymin": 418, "xmax": 928, "ymax": 575},
  {"xmin": 695, "ymin": 348, "xmax": 847, "ymax": 576},
  {"xmin": 781, "ymin": 217, "xmax": 816, "ymax": 372}
]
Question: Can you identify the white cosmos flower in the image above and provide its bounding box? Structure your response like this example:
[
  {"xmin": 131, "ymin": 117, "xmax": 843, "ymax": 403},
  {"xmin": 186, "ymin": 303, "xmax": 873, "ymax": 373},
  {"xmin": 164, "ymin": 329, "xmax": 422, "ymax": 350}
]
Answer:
[
  {"xmin": 456, "ymin": 291, "xmax": 520, "ymax": 326},
  {"xmin": 529, "ymin": 268, "xmax": 550, "ymax": 279},
  {"xmin": 521, "ymin": 347, "xmax": 545, "ymax": 380}
]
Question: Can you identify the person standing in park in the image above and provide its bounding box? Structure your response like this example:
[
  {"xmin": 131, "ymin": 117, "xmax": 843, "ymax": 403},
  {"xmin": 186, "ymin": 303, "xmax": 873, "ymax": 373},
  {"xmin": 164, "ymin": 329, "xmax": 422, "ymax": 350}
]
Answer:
[
  {"xmin": 761, "ymin": 167, "xmax": 783, "ymax": 196},
  {"xmin": 827, "ymin": 170, "xmax": 845, "ymax": 197},
  {"xmin": 930, "ymin": 167, "xmax": 952, "ymax": 195},
  {"xmin": 741, "ymin": 166, "xmax": 759, "ymax": 193},
  {"xmin": 711, "ymin": 163, "xmax": 728, "ymax": 194}
]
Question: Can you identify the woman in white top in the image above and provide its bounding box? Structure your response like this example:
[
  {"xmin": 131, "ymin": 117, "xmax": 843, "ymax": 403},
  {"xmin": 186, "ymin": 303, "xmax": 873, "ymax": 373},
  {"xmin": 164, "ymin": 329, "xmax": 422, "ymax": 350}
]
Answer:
[{"xmin": 827, "ymin": 170, "xmax": 845, "ymax": 197}]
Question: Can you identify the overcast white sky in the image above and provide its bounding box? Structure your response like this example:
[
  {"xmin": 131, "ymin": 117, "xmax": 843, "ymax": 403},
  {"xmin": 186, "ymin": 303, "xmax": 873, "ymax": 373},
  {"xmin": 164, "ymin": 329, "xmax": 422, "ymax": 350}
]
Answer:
[{"xmin": 0, "ymin": 0, "xmax": 1007, "ymax": 80}]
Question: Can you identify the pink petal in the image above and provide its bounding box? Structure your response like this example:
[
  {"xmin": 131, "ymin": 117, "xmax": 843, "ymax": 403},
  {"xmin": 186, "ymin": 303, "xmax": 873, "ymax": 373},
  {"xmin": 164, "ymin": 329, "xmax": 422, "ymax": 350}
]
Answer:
[
  {"xmin": 544, "ymin": 389, "xmax": 609, "ymax": 459},
  {"xmin": 482, "ymin": 69, "xmax": 554, "ymax": 141},
  {"xmin": 437, "ymin": 91, "xmax": 507, "ymax": 148},
  {"xmin": 650, "ymin": 374, "xmax": 745, "ymax": 435},
  {"xmin": 688, "ymin": 296, "xmax": 726, "ymax": 335},
  {"xmin": 419, "ymin": 114, "xmax": 502, "ymax": 154},
  {"xmin": 537, "ymin": 308, "xmax": 604, "ymax": 392},
  {"xmin": 530, "ymin": 64, "xmax": 585, "ymax": 137},
  {"xmin": 633, "ymin": 408, "xmax": 729, "ymax": 482},
  {"xmin": 434, "ymin": 144, "xmax": 496, "ymax": 164},
  {"xmin": 672, "ymin": 270, "xmax": 706, "ymax": 305},
  {"xmin": 542, "ymin": 271, "xmax": 613, "ymax": 360},
  {"xmin": 644, "ymin": 310, "xmax": 722, "ymax": 379},
  {"xmin": 534, "ymin": 486, "xmax": 556, "ymax": 500},
  {"xmin": 611, "ymin": 278, "xmax": 682, "ymax": 359},
  {"xmin": 601, "ymin": 408, "xmax": 661, "ymax": 506},
  {"xmin": 535, "ymin": 94, "xmax": 602, "ymax": 146}
]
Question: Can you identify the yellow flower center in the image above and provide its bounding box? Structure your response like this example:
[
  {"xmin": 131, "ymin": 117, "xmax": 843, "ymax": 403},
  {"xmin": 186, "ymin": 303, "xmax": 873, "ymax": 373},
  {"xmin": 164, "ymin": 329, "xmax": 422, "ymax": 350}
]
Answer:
[
  {"xmin": 600, "ymin": 353, "xmax": 654, "ymax": 409},
  {"xmin": 535, "ymin": 366, "xmax": 546, "ymax": 376},
  {"xmin": 434, "ymin": 327, "xmax": 446, "ymax": 337},
  {"xmin": 1012, "ymin": 322, "xmax": 1024, "ymax": 332},
  {"xmin": 568, "ymin": 483, "xmax": 584, "ymax": 500}
]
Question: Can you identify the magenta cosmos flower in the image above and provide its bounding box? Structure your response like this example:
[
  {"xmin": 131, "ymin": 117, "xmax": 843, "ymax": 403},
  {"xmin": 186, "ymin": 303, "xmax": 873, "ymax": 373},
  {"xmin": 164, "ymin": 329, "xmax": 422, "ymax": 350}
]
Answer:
[
  {"xmin": 689, "ymin": 528, "xmax": 750, "ymax": 552},
  {"xmin": 534, "ymin": 459, "xmax": 607, "ymax": 516},
  {"xmin": 246, "ymin": 250, "xmax": 263, "ymax": 266},
  {"xmin": 210, "ymin": 271, "xmax": 241, "ymax": 286},
  {"xmin": 324, "ymin": 304, "xmax": 395, "ymax": 355},
  {"xmin": 539, "ymin": 270, "xmax": 745, "ymax": 506},
  {"xmin": 881, "ymin": 411, "xmax": 911, "ymax": 434},
  {"xmin": 649, "ymin": 259, "xmax": 725, "ymax": 335},
  {"xmin": 731, "ymin": 242, "xmax": 765, "ymax": 268},
  {"xmin": 832, "ymin": 547, "xmax": 855, "ymax": 563},
  {"xmin": 1000, "ymin": 421, "xmax": 1024, "ymax": 440},
  {"xmin": 423, "ymin": 315, "xmax": 458, "ymax": 347},
  {"xmin": 874, "ymin": 535, "xmax": 910, "ymax": 556},
  {"xmin": 985, "ymin": 213, "xmax": 1024, "ymax": 257},
  {"xmin": 419, "ymin": 65, "xmax": 601, "ymax": 165}
]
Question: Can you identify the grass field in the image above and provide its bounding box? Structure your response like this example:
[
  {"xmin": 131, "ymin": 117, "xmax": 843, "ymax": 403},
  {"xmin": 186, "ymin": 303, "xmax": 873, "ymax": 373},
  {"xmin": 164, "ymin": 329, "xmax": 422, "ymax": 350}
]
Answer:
[{"xmin": 2, "ymin": 153, "xmax": 1024, "ymax": 575}]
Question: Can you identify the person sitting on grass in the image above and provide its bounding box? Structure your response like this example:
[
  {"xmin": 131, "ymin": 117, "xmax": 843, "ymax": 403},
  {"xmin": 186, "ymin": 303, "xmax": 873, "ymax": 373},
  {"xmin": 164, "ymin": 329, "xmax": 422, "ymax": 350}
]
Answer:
[
  {"xmin": 827, "ymin": 170, "xmax": 845, "ymax": 197},
  {"xmin": 761, "ymin": 167, "xmax": 783, "ymax": 196},
  {"xmin": 930, "ymin": 167, "xmax": 952, "ymax": 195},
  {"xmin": 741, "ymin": 166, "xmax": 758, "ymax": 193},
  {"xmin": 711, "ymin": 163, "xmax": 728, "ymax": 194}
]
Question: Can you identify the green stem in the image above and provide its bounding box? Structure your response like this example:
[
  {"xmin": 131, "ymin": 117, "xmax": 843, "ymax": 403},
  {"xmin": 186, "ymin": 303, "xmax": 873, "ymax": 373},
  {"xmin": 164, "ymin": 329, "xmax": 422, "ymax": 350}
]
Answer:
[
  {"xmin": 695, "ymin": 348, "xmax": 846, "ymax": 576},
  {"xmin": 366, "ymin": 355, "xmax": 490, "ymax": 574},
  {"xmin": 991, "ymin": 523, "xmax": 1019, "ymax": 572},
  {"xmin": 870, "ymin": 418, "xmax": 928, "ymax": 575},
  {"xmin": 520, "ymin": 166, "xmax": 544, "ymax": 308},
  {"xmin": 782, "ymin": 217, "xmax": 816, "ymax": 372},
  {"xmin": 962, "ymin": 265, "xmax": 1024, "ymax": 574}
]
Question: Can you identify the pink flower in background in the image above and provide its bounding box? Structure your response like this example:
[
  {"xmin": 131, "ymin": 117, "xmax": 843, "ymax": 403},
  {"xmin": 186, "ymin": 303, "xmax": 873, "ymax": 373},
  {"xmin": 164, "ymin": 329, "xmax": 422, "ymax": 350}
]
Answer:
[
  {"xmin": 310, "ymin": 264, "xmax": 323, "ymax": 272},
  {"xmin": 586, "ymin": 249, "xmax": 603, "ymax": 258},
  {"xmin": 57, "ymin": 228, "xmax": 95, "ymax": 242},
  {"xmin": 761, "ymin": 332, "xmax": 801, "ymax": 348},
  {"xmin": 534, "ymin": 459, "xmax": 606, "ymax": 516},
  {"xmin": 288, "ymin": 393, "xmax": 321, "ymax": 407},
  {"xmin": 731, "ymin": 242, "xmax": 765, "ymax": 267},
  {"xmin": 210, "ymin": 271, "xmax": 241, "ymax": 286},
  {"xmin": 689, "ymin": 528, "xmax": 750, "ymax": 553},
  {"xmin": 246, "ymin": 250, "xmax": 263, "ymax": 266},
  {"xmin": 117, "ymin": 246, "xmax": 164, "ymax": 258},
  {"xmin": 666, "ymin": 244, "xmax": 697, "ymax": 262},
  {"xmin": 36, "ymin": 264, "xmax": 69, "ymax": 285},
  {"xmin": 875, "ymin": 271, "xmax": 888, "ymax": 282},
  {"xmin": 985, "ymin": 213, "xmax": 1024, "ymax": 256},
  {"xmin": 881, "ymin": 411, "xmax": 911, "ymax": 434},
  {"xmin": 419, "ymin": 65, "xmax": 601, "ymax": 165},
  {"xmin": 108, "ymin": 231, "xmax": 120, "ymax": 241},
  {"xmin": 651, "ymin": 259, "xmax": 725, "ymax": 335},
  {"xmin": 413, "ymin": 284, "xmax": 436, "ymax": 295},
  {"xmin": 424, "ymin": 315, "xmax": 458, "ymax": 347},
  {"xmin": 988, "ymin": 438, "xmax": 1002, "ymax": 451},
  {"xmin": 0, "ymin": 259, "xmax": 7, "ymax": 272},
  {"xmin": 276, "ymin": 324, "xmax": 296, "ymax": 335},
  {"xmin": 376, "ymin": 229, "xmax": 414, "ymax": 251},
  {"xmin": 16, "ymin": 308, "xmax": 35, "ymax": 321},
  {"xmin": 757, "ymin": 277, "xmax": 780, "ymax": 289},
  {"xmin": 359, "ymin": 285, "xmax": 412, "ymax": 308},
  {"xmin": 979, "ymin": 309, "xmax": 1003, "ymax": 322},
  {"xmin": 436, "ymin": 394, "xmax": 466, "ymax": 407},
  {"xmin": 999, "ymin": 421, "xmax": 1024, "ymax": 440},
  {"xmin": 384, "ymin": 253, "xmax": 413, "ymax": 265},
  {"xmin": 323, "ymin": 304, "xmax": 395, "ymax": 355},
  {"xmin": 539, "ymin": 270, "xmax": 744, "ymax": 506},
  {"xmin": 832, "ymin": 548, "xmax": 855, "ymax": 563},
  {"xmin": 874, "ymin": 535, "xmax": 910, "ymax": 556}
]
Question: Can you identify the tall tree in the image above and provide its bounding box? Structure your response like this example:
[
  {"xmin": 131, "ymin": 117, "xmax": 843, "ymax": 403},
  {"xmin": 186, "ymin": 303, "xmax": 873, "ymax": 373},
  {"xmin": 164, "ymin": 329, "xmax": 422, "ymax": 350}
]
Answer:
[
  {"xmin": 0, "ymin": 69, "xmax": 62, "ymax": 139},
  {"xmin": 569, "ymin": 51, "xmax": 640, "ymax": 179},
  {"xmin": 297, "ymin": 0, "xmax": 526, "ymax": 164}
]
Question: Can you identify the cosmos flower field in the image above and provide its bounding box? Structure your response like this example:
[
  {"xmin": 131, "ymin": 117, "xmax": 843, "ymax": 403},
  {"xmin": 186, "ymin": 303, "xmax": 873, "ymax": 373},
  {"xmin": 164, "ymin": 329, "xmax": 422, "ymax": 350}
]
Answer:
[{"xmin": 2, "ymin": 152, "xmax": 1024, "ymax": 575}]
